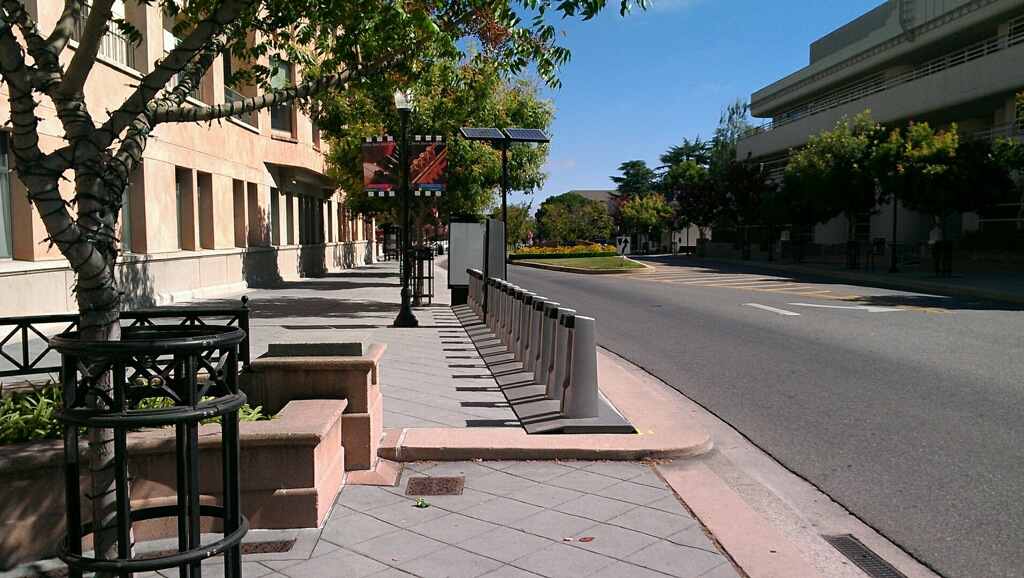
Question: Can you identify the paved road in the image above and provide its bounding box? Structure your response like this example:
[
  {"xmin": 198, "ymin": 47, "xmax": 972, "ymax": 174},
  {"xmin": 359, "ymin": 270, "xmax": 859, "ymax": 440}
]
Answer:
[{"xmin": 509, "ymin": 259, "xmax": 1024, "ymax": 578}]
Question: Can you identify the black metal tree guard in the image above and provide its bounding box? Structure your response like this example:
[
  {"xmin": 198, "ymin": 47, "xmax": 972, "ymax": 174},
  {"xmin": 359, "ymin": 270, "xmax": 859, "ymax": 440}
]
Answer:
[{"xmin": 51, "ymin": 325, "xmax": 249, "ymax": 578}]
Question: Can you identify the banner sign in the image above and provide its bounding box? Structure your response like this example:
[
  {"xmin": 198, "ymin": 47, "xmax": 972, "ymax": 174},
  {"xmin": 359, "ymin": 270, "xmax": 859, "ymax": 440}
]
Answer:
[
  {"xmin": 362, "ymin": 136, "xmax": 399, "ymax": 194},
  {"xmin": 410, "ymin": 135, "xmax": 447, "ymax": 192},
  {"xmin": 362, "ymin": 135, "xmax": 447, "ymax": 195}
]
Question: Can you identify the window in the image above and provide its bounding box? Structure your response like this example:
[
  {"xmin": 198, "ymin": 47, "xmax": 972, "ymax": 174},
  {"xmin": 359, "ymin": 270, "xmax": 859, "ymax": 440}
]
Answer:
[
  {"xmin": 223, "ymin": 52, "xmax": 255, "ymax": 126},
  {"xmin": 269, "ymin": 58, "xmax": 293, "ymax": 133},
  {"xmin": 269, "ymin": 188, "xmax": 281, "ymax": 245},
  {"xmin": 0, "ymin": 133, "xmax": 12, "ymax": 259},
  {"xmin": 174, "ymin": 170, "xmax": 185, "ymax": 249},
  {"xmin": 164, "ymin": 30, "xmax": 204, "ymax": 101},
  {"xmin": 120, "ymin": 182, "xmax": 131, "ymax": 253},
  {"xmin": 72, "ymin": 1, "xmax": 136, "ymax": 69}
]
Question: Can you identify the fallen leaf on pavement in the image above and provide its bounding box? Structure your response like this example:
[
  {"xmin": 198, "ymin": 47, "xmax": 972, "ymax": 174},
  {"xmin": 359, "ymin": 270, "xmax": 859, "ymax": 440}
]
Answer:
[{"xmin": 579, "ymin": 537, "xmax": 595, "ymax": 543}]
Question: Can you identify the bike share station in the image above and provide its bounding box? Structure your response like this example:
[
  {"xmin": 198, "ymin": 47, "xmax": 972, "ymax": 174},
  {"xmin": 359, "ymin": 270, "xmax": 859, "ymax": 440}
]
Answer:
[{"xmin": 448, "ymin": 217, "xmax": 634, "ymax": 435}]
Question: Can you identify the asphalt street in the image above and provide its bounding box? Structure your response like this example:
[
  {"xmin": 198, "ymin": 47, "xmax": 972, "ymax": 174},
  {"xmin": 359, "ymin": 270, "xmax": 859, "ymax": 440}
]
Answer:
[{"xmin": 508, "ymin": 259, "xmax": 1024, "ymax": 578}]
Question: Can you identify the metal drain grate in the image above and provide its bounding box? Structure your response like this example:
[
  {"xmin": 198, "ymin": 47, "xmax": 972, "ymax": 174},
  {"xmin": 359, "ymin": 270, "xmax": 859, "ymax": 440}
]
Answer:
[
  {"xmin": 406, "ymin": 476, "xmax": 465, "ymax": 495},
  {"xmin": 824, "ymin": 535, "xmax": 906, "ymax": 578}
]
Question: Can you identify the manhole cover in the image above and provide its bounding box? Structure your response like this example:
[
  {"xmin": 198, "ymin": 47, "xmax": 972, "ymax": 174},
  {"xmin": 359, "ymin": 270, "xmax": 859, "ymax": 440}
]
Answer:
[{"xmin": 406, "ymin": 476, "xmax": 465, "ymax": 496}]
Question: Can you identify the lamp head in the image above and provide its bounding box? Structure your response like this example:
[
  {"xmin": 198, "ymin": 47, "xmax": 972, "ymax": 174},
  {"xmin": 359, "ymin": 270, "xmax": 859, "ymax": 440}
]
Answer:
[{"xmin": 394, "ymin": 89, "xmax": 413, "ymax": 112}]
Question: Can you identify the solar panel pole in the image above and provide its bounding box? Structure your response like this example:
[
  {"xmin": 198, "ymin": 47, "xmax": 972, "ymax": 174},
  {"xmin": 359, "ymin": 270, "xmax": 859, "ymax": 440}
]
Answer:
[{"xmin": 501, "ymin": 138, "xmax": 509, "ymax": 257}]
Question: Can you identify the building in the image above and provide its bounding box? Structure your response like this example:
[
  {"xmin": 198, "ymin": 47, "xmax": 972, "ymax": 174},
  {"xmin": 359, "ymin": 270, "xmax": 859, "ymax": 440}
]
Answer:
[
  {"xmin": 737, "ymin": 0, "xmax": 1024, "ymax": 246},
  {"xmin": 0, "ymin": 1, "xmax": 376, "ymax": 317}
]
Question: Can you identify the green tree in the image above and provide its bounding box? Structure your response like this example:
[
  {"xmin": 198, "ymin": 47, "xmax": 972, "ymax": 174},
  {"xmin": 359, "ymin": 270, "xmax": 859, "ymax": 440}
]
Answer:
[
  {"xmin": 535, "ymin": 192, "xmax": 612, "ymax": 243},
  {"xmin": 611, "ymin": 160, "xmax": 658, "ymax": 197},
  {"xmin": 674, "ymin": 177, "xmax": 720, "ymax": 240},
  {"xmin": 0, "ymin": 0, "xmax": 643, "ymax": 563},
  {"xmin": 872, "ymin": 122, "xmax": 1011, "ymax": 225},
  {"xmin": 494, "ymin": 202, "xmax": 535, "ymax": 248},
  {"xmin": 661, "ymin": 159, "xmax": 708, "ymax": 198},
  {"xmin": 321, "ymin": 56, "xmax": 553, "ymax": 246},
  {"xmin": 784, "ymin": 112, "xmax": 884, "ymax": 241},
  {"xmin": 708, "ymin": 99, "xmax": 754, "ymax": 180},
  {"xmin": 659, "ymin": 137, "xmax": 712, "ymax": 171},
  {"xmin": 718, "ymin": 156, "xmax": 775, "ymax": 241},
  {"xmin": 618, "ymin": 194, "xmax": 674, "ymax": 240}
]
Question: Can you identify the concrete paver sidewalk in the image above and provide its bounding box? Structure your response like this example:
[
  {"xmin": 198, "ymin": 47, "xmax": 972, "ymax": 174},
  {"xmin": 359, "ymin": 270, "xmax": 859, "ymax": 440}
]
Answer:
[{"xmin": 3, "ymin": 258, "xmax": 742, "ymax": 578}]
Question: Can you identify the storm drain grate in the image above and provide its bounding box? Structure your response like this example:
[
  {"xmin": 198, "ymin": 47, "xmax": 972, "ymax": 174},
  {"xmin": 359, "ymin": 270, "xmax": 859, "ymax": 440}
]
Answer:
[
  {"xmin": 406, "ymin": 476, "xmax": 465, "ymax": 495},
  {"xmin": 824, "ymin": 535, "xmax": 906, "ymax": 578}
]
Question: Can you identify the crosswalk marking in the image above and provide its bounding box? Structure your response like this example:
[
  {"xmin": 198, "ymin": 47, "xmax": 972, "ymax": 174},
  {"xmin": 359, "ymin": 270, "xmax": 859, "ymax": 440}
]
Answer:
[{"xmin": 622, "ymin": 269, "xmax": 862, "ymax": 301}]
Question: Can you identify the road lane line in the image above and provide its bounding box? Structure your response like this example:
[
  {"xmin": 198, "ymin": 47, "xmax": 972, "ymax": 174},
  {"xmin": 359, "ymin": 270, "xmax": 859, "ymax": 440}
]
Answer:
[{"xmin": 744, "ymin": 303, "xmax": 801, "ymax": 316}]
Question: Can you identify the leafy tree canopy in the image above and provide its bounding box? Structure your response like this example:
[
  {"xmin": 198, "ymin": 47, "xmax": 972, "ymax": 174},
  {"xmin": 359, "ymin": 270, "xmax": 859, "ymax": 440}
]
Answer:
[
  {"xmin": 618, "ymin": 193, "xmax": 674, "ymax": 238},
  {"xmin": 611, "ymin": 160, "xmax": 658, "ymax": 197},
  {"xmin": 320, "ymin": 55, "xmax": 553, "ymax": 239},
  {"xmin": 535, "ymin": 192, "xmax": 612, "ymax": 243},
  {"xmin": 783, "ymin": 111, "xmax": 884, "ymax": 240}
]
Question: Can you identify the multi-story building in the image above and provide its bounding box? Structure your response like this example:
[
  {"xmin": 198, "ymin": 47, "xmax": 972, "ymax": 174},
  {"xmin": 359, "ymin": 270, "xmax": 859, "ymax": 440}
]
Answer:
[
  {"xmin": 0, "ymin": 1, "xmax": 375, "ymax": 316},
  {"xmin": 737, "ymin": 0, "xmax": 1024, "ymax": 245}
]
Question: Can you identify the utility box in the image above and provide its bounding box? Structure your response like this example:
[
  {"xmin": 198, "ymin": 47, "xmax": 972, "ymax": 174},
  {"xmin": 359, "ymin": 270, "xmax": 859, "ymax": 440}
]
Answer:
[{"xmin": 449, "ymin": 215, "xmax": 485, "ymax": 305}]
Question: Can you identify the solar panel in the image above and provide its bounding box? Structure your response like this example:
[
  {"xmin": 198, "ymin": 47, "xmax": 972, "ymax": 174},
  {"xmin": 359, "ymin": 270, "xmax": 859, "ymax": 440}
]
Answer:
[
  {"xmin": 503, "ymin": 128, "xmax": 549, "ymax": 142},
  {"xmin": 459, "ymin": 127, "xmax": 504, "ymax": 140}
]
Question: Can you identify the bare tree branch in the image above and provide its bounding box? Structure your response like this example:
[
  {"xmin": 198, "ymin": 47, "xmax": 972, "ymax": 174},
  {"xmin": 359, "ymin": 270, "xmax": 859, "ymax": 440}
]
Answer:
[
  {"xmin": 61, "ymin": 0, "xmax": 114, "ymax": 97},
  {"xmin": 94, "ymin": 0, "xmax": 253, "ymax": 153}
]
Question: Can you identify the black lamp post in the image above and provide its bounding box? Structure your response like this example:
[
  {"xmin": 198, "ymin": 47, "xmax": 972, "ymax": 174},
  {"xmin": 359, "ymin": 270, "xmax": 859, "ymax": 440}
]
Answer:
[{"xmin": 394, "ymin": 89, "xmax": 418, "ymax": 327}]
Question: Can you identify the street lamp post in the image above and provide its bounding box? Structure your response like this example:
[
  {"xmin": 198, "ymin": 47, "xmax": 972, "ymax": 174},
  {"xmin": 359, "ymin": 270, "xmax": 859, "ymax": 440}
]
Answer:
[{"xmin": 394, "ymin": 90, "xmax": 418, "ymax": 327}]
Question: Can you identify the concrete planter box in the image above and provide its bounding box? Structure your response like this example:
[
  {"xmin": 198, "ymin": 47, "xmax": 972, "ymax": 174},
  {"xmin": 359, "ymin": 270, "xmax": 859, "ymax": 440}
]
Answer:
[
  {"xmin": 240, "ymin": 342, "xmax": 387, "ymax": 472},
  {"xmin": 0, "ymin": 398, "xmax": 347, "ymax": 570}
]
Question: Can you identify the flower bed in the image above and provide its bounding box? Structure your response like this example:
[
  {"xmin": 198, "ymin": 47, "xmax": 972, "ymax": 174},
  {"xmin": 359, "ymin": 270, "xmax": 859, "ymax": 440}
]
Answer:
[{"xmin": 510, "ymin": 244, "xmax": 616, "ymax": 260}]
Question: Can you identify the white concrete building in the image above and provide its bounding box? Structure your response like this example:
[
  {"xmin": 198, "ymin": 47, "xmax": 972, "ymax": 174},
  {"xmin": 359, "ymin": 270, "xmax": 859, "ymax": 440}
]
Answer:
[{"xmin": 737, "ymin": 0, "xmax": 1024, "ymax": 246}]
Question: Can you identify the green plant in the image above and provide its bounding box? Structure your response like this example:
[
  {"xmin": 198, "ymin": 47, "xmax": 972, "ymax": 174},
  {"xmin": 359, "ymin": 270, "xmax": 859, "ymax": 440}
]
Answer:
[
  {"xmin": 0, "ymin": 382, "xmax": 67, "ymax": 444},
  {"xmin": 1, "ymin": 382, "xmax": 270, "ymax": 445}
]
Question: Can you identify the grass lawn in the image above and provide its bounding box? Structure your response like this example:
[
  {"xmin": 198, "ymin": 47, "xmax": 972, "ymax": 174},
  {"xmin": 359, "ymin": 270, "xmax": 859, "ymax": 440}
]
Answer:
[{"xmin": 517, "ymin": 256, "xmax": 646, "ymax": 270}]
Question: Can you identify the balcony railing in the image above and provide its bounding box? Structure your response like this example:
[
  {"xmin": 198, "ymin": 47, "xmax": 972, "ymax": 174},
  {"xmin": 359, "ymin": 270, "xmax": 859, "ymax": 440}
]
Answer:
[
  {"xmin": 72, "ymin": 4, "xmax": 137, "ymax": 70},
  {"xmin": 224, "ymin": 86, "xmax": 256, "ymax": 126},
  {"xmin": 744, "ymin": 15, "xmax": 1024, "ymax": 139}
]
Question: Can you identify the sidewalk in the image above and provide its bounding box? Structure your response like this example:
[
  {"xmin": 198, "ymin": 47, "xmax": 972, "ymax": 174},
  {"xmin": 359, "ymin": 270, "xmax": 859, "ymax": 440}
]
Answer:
[
  {"xmin": 6, "ymin": 257, "xmax": 747, "ymax": 578},
  {"xmin": 8, "ymin": 250, "xmax": 983, "ymax": 578}
]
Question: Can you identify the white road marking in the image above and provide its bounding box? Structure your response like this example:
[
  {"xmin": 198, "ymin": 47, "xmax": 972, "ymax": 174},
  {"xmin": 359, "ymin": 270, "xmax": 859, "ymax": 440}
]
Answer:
[
  {"xmin": 744, "ymin": 303, "xmax": 801, "ymax": 316},
  {"xmin": 788, "ymin": 303, "xmax": 906, "ymax": 313}
]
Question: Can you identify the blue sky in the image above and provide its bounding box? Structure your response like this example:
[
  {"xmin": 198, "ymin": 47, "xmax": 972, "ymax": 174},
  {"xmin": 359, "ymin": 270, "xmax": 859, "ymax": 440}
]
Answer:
[{"xmin": 511, "ymin": 0, "xmax": 887, "ymax": 210}]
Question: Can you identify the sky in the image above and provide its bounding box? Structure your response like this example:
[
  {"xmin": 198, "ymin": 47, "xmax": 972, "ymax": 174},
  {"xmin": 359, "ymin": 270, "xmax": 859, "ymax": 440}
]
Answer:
[{"xmin": 511, "ymin": 0, "xmax": 888, "ymax": 210}]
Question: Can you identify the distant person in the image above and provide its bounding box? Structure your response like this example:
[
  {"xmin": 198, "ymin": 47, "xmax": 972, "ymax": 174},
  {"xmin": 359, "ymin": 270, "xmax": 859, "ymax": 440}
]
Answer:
[{"xmin": 929, "ymin": 219, "xmax": 943, "ymax": 244}]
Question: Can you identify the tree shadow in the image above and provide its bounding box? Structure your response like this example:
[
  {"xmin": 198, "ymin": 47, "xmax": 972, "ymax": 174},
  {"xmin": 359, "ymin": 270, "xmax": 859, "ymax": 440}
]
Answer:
[
  {"xmin": 117, "ymin": 257, "xmax": 157, "ymax": 309},
  {"xmin": 200, "ymin": 295, "xmax": 399, "ymax": 320},
  {"xmin": 242, "ymin": 247, "xmax": 284, "ymax": 288}
]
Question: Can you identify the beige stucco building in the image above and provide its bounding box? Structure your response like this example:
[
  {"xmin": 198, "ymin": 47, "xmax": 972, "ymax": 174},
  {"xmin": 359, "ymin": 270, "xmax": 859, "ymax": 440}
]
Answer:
[
  {"xmin": 0, "ymin": 1, "xmax": 375, "ymax": 317},
  {"xmin": 737, "ymin": 0, "xmax": 1024, "ymax": 245}
]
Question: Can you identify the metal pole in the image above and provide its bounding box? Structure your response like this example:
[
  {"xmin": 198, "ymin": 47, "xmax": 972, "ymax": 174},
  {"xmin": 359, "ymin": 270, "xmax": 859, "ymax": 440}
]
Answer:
[
  {"xmin": 889, "ymin": 190, "xmax": 899, "ymax": 273},
  {"xmin": 501, "ymin": 139, "xmax": 508, "ymax": 256},
  {"xmin": 394, "ymin": 106, "xmax": 418, "ymax": 327}
]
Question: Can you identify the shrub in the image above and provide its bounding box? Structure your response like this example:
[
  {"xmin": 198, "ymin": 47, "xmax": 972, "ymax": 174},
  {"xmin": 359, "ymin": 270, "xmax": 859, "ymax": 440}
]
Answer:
[{"xmin": 1, "ymin": 382, "xmax": 269, "ymax": 445}]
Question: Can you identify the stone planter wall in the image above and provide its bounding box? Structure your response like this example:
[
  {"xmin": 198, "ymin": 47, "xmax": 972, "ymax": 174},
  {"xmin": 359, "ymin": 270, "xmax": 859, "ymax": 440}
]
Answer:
[{"xmin": 0, "ymin": 399, "xmax": 347, "ymax": 570}]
